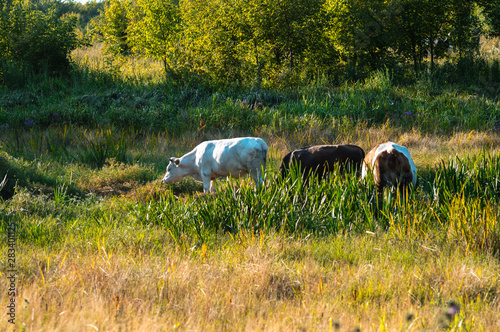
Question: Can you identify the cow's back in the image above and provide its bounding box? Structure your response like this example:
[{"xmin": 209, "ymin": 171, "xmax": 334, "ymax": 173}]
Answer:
[
  {"xmin": 280, "ymin": 144, "xmax": 365, "ymax": 180},
  {"xmin": 198, "ymin": 137, "xmax": 267, "ymax": 177},
  {"xmin": 217, "ymin": 137, "xmax": 266, "ymax": 164},
  {"xmin": 369, "ymin": 142, "xmax": 416, "ymax": 178}
]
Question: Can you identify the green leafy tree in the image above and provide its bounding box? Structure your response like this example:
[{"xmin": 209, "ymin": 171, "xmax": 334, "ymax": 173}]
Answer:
[
  {"xmin": 478, "ymin": 0, "xmax": 500, "ymax": 36},
  {"xmin": 0, "ymin": 1, "xmax": 9, "ymax": 61},
  {"xmin": 56, "ymin": 0, "xmax": 105, "ymax": 34},
  {"xmin": 253, "ymin": 0, "xmax": 326, "ymax": 72},
  {"xmin": 393, "ymin": 0, "xmax": 453, "ymax": 73},
  {"xmin": 180, "ymin": 0, "xmax": 249, "ymax": 83},
  {"xmin": 180, "ymin": 0, "xmax": 328, "ymax": 86},
  {"xmin": 0, "ymin": 0, "xmax": 79, "ymax": 77},
  {"xmin": 93, "ymin": 0, "xmax": 130, "ymax": 56},
  {"xmin": 331, "ymin": 0, "xmax": 402, "ymax": 78},
  {"xmin": 127, "ymin": 0, "xmax": 181, "ymax": 78},
  {"xmin": 449, "ymin": 0, "xmax": 482, "ymax": 56}
]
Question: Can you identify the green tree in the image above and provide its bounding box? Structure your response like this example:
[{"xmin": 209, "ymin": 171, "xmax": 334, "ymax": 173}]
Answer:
[
  {"xmin": 332, "ymin": 0, "xmax": 400, "ymax": 77},
  {"xmin": 180, "ymin": 0, "xmax": 328, "ymax": 86},
  {"xmin": 127, "ymin": 0, "xmax": 181, "ymax": 78},
  {"xmin": 449, "ymin": 0, "xmax": 482, "ymax": 56},
  {"xmin": 180, "ymin": 0, "xmax": 255, "ymax": 84},
  {"xmin": 57, "ymin": 0, "xmax": 105, "ymax": 34},
  {"xmin": 0, "ymin": 1, "xmax": 9, "ymax": 62},
  {"xmin": 479, "ymin": 0, "xmax": 500, "ymax": 36},
  {"xmin": 0, "ymin": 0, "xmax": 79, "ymax": 77},
  {"xmin": 393, "ymin": 0, "xmax": 453, "ymax": 73},
  {"xmin": 253, "ymin": 0, "xmax": 326, "ymax": 72},
  {"xmin": 93, "ymin": 0, "xmax": 130, "ymax": 56}
]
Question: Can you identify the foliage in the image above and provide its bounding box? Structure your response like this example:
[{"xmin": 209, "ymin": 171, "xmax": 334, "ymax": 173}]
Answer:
[
  {"xmin": 1, "ymin": 52, "xmax": 499, "ymax": 137},
  {"xmin": 179, "ymin": 0, "xmax": 252, "ymax": 84},
  {"xmin": 449, "ymin": 0, "xmax": 483, "ymax": 56},
  {"xmin": 66, "ymin": 128, "xmax": 129, "ymax": 168},
  {"xmin": 57, "ymin": 0, "xmax": 105, "ymax": 33},
  {"xmin": 479, "ymin": 0, "xmax": 500, "ymax": 36},
  {"xmin": 252, "ymin": 0, "xmax": 327, "ymax": 72},
  {"xmin": 92, "ymin": 0, "xmax": 131, "ymax": 56},
  {"xmin": 2, "ymin": 0, "xmax": 500, "ymax": 86},
  {"xmin": 0, "ymin": 0, "xmax": 80, "ymax": 84},
  {"xmin": 394, "ymin": 0, "xmax": 454, "ymax": 72},
  {"xmin": 333, "ymin": 0, "xmax": 399, "ymax": 76},
  {"xmin": 127, "ymin": 0, "xmax": 181, "ymax": 78},
  {"xmin": 89, "ymin": 0, "xmax": 499, "ymax": 85}
]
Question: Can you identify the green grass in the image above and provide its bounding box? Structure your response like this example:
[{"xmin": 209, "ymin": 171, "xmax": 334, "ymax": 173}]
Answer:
[
  {"xmin": 2, "ymin": 137, "xmax": 500, "ymax": 331},
  {"xmin": 1, "ymin": 51, "xmax": 499, "ymax": 138},
  {"xmin": 1, "ymin": 46, "xmax": 500, "ymax": 331},
  {"xmin": 1, "ymin": 126, "xmax": 500, "ymax": 330}
]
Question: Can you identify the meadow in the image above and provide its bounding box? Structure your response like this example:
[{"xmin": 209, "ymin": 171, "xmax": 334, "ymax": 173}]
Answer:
[{"xmin": 1, "ymin": 44, "xmax": 500, "ymax": 331}]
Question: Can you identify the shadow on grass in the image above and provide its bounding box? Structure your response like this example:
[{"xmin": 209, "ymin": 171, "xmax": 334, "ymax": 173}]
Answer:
[{"xmin": 0, "ymin": 151, "xmax": 82, "ymax": 200}]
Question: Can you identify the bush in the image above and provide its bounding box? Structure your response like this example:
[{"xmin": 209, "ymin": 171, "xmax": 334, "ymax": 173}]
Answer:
[{"xmin": 0, "ymin": 0, "xmax": 80, "ymax": 86}]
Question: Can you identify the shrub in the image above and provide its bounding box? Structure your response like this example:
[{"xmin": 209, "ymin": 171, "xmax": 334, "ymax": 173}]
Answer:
[{"xmin": 0, "ymin": 0, "xmax": 80, "ymax": 86}]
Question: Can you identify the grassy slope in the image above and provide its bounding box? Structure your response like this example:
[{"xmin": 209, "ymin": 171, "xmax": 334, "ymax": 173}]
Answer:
[{"xmin": 1, "ymin": 48, "xmax": 500, "ymax": 331}]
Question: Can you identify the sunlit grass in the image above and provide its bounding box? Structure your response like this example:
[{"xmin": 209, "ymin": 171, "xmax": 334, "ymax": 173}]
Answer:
[
  {"xmin": 1, "ymin": 42, "xmax": 500, "ymax": 331},
  {"xmin": 3, "ymin": 227, "xmax": 499, "ymax": 331},
  {"xmin": 1, "ymin": 125, "xmax": 500, "ymax": 330}
]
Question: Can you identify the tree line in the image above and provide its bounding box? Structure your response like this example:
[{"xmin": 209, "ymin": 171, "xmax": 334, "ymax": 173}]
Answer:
[{"xmin": 1, "ymin": 0, "xmax": 499, "ymax": 87}]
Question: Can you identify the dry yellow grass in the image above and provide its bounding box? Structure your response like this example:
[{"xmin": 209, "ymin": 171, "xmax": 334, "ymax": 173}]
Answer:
[{"xmin": 3, "ymin": 232, "xmax": 499, "ymax": 331}]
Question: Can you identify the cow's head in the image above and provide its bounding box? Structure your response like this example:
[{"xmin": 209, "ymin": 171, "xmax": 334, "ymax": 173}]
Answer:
[
  {"xmin": 387, "ymin": 151, "xmax": 413, "ymax": 187},
  {"xmin": 162, "ymin": 157, "xmax": 183, "ymax": 184}
]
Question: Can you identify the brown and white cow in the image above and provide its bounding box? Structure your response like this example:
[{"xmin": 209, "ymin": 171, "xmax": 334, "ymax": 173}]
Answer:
[
  {"xmin": 362, "ymin": 142, "xmax": 417, "ymax": 192},
  {"xmin": 278, "ymin": 144, "xmax": 365, "ymax": 182}
]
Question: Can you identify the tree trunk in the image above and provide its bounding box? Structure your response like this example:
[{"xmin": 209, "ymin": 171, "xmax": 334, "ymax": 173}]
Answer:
[
  {"xmin": 412, "ymin": 40, "xmax": 418, "ymax": 74},
  {"xmin": 254, "ymin": 40, "xmax": 261, "ymax": 86},
  {"xmin": 163, "ymin": 58, "xmax": 169, "ymax": 80}
]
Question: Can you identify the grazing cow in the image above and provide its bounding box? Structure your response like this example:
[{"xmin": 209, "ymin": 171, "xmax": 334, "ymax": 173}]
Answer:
[
  {"xmin": 278, "ymin": 145, "xmax": 365, "ymax": 182},
  {"xmin": 362, "ymin": 142, "xmax": 417, "ymax": 192},
  {"xmin": 162, "ymin": 137, "xmax": 267, "ymax": 193}
]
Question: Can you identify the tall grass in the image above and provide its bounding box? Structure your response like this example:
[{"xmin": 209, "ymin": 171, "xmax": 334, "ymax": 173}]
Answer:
[
  {"xmin": 124, "ymin": 151, "xmax": 500, "ymax": 257},
  {"xmin": 1, "ymin": 127, "xmax": 500, "ymax": 330},
  {"xmin": 1, "ymin": 48, "xmax": 499, "ymax": 138},
  {"xmin": 1, "ymin": 44, "xmax": 500, "ymax": 331}
]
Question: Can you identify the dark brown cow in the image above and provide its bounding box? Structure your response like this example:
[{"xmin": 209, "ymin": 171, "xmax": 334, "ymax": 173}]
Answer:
[{"xmin": 279, "ymin": 144, "xmax": 365, "ymax": 182}]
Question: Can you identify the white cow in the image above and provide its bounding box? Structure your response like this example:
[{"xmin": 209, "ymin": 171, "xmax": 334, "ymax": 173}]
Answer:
[
  {"xmin": 362, "ymin": 142, "xmax": 417, "ymax": 192},
  {"xmin": 162, "ymin": 137, "xmax": 268, "ymax": 193}
]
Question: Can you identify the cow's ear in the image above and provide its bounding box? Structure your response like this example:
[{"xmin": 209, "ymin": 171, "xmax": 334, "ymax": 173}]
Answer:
[{"xmin": 169, "ymin": 157, "xmax": 180, "ymax": 166}]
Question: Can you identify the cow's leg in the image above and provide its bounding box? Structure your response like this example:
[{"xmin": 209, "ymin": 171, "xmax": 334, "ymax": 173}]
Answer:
[
  {"xmin": 250, "ymin": 164, "xmax": 264, "ymax": 189},
  {"xmin": 250, "ymin": 170, "xmax": 259, "ymax": 188},
  {"xmin": 201, "ymin": 172, "xmax": 212, "ymax": 193}
]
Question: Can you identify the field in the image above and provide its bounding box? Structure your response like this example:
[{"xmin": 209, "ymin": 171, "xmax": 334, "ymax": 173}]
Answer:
[{"xmin": 1, "ymin": 45, "xmax": 500, "ymax": 331}]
